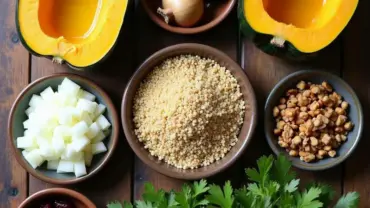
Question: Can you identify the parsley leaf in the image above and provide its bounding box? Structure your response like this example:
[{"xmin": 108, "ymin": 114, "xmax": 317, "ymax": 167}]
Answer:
[
  {"xmin": 296, "ymin": 187, "xmax": 323, "ymax": 208},
  {"xmin": 123, "ymin": 201, "xmax": 134, "ymax": 208},
  {"xmin": 246, "ymin": 155, "xmax": 274, "ymax": 185},
  {"xmin": 107, "ymin": 201, "xmax": 124, "ymax": 208},
  {"xmin": 107, "ymin": 155, "xmax": 360, "ymax": 208},
  {"xmin": 135, "ymin": 201, "xmax": 153, "ymax": 208},
  {"xmin": 271, "ymin": 154, "xmax": 296, "ymax": 186},
  {"xmin": 167, "ymin": 191, "xmax": 179, "ymax": 207},
  {"xmin": 193, "ymin": 179, "xmax": 210, "ymax": 197},
  {"xmin": 175, "ymin": 184, "xmax": 192, "ymax": 208},
  {"xmin": 206, "ymin": 181, "xmax": 234, "ymax": 208},
  {"xmin": 285, "ymin": 179, "xmax": 300, "ymax": 193},
  {"xmin": 306, "ymin": 183, "xmax": 335, "ymax": 207},
  {"xmin": 142, "ymin": 182, "xmax": 166, "ymax": 204},
  {"xmin": 279, "ymin": 194, "xmax": 295, "ymax": 208},
  {"xmin": 334, "ymin": 192, "xmax": 360, "ymax": 208},
  {"xmin": 235, "ymin": 187, "xmax": 253, "ymax": 207}
]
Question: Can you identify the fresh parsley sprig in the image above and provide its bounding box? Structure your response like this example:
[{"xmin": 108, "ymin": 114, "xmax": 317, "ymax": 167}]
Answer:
[{"xmin": 107, "ymin": 154, "xmax": 360, "ymax": 208}]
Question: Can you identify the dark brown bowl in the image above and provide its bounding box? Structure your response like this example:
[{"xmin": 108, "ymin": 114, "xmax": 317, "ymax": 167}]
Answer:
[
  {"xmin": 141, "ymin": 0, "xmax": 236, "ymax": 34},
  {"xmin": 8, "ymin": 73, "xmax": 120, "ymax": 184},
  {"xmin": 122, "ymin": 43, "xmax": 257, "ymax": 180},
  {"xmin": 19, "ymin": 188, "xmax": 96, "ymax": 208}
]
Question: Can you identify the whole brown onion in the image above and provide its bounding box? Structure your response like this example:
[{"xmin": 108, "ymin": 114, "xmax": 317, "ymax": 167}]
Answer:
[{"xmin": 157, "ymin": 0, "xmax": 204, "ymax": 27}]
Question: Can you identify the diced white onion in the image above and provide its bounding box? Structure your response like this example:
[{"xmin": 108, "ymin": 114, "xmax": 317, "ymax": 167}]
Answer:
[
  {"xmin": 92, "ymin": 142, "xmax": 107, "ymax": 155},
  {"xmin": 24, "ymin": 150, "xmax": 45, "ymax": 169},
  {"xmin": 17, "ymin": 78, "xmax": 111, "ymax": 178},
  {"xmin": 78, "ymin": 89, "xmax": 96, "ymax": 101},
  {"xmin": 96, "ymin": 115, "xmax": 111, "ymax": 130},
  {"xmin": 74, "ymin": 160, "xmax": 87, "ymax": 177},
  {"xmin": 57, "ymin": 160, "xmax": 74, "ymax": 173}
]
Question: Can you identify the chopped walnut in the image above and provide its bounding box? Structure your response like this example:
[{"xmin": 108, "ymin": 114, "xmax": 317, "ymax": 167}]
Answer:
[
  {"xmin": 289, "ymin": 150, "xmax": 298, "ymax": 156},
  {"xmin": 273, "ymin": 107, "xmax": 280, "ymax": 117},
  {"xmin": 274, "ymin": 128, "xmax": 282, "ymax": 135},
  {"xmin": 310, "ymin": 137, "xmax": 318, "ymax": 146},
  {"xmin": 292, "ymin": 136, "xmax": 302, "ymax": 145},
  {"xmin": 341, "ymin": 101, "xmax": 349, "ymax": 110},
  {"xmin": 322, "ymin": 81, "xmax": 333, "ymax": 92},
  {"xmin": 272, "ymin": 80, "xmax": 354, "ymax": 163},
  {"xmin": 328, "ymin": 150, "xmax": 336, "ymax": 157},
  {"xmin": 297, "ymin": 81, "xmax": 306, "ymax": 90},
  {"xmin": 344, "ymin": 122, "xmax": 353, "ymax": 130}
]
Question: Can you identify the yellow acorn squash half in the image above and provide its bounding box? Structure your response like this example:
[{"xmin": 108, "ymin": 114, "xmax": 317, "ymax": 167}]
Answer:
[
  {"xmin": 17, "ymin": 0, "xmax": 128, "ymax": 69},
  {"xmin": 238, "ymin": 0, "xmax": 358, "ymax": 59}
]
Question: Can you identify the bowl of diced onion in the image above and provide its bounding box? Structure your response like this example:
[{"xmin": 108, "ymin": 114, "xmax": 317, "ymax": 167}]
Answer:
[{"xmin": 8, "ymin": 73, "xmax": 119, "ymax": 184}]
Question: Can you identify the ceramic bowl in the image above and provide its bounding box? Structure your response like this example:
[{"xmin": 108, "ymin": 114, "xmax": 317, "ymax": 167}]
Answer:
[
  {"xmin": 265, "ymin": 70, "xmax": 363, "ymax": 171},
  {"xmin": 122, "ymin": 43, "xmax": 257, "ymax": 180},
  {"xmin": 19, "ymin": 188, "xmax": 96, "ymax": 208},
  {"xmin": 8, "ymin": 73, "xmax": 119, "ymax": 184},
  {"xmin": 141, "ymin": 0, "xmax": 236, "ymax": 34}
]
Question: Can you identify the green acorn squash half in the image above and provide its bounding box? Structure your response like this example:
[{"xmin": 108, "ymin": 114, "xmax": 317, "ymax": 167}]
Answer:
[
  {"xmin": 16, "ymin": 0, "xmax": 128, "ymax": 69},
  {"xmin": 238, "ymin": 0, "xmax": 358, "ymax": 60}
]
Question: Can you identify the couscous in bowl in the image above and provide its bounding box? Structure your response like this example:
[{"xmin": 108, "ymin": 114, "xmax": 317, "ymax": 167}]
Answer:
[{"xmin": 121, "ymin": 43, "xmax": 257, "ymax": 180}]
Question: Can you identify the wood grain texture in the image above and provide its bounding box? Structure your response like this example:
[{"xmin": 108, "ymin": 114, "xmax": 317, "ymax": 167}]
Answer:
[
  {"xmin": 134, "ymin": 1, "xmax": 241, "ymax": 199},
  {"xmin": 0, "ymin": 0, "xmax": 29, "ymax": 207},
  {"xmin": 241, "ymin": 37, "xmax": 343, "ymax": 197},
  {"xmin": 28, "ymin": 0, "xmax": 136, "ymax": 207},
  {"xmin": 342, "ymin": 1, "xmax": 370, "ymax": 206}
]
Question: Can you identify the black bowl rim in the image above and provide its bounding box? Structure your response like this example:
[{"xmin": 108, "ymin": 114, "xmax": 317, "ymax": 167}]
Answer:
[
  {"xmin": 8, "ymin": 73, "xmax": 119, "ymax": 185},
  {"xmin": 264, "ymin": 70, "xmax": 364, "ymax": 171}
]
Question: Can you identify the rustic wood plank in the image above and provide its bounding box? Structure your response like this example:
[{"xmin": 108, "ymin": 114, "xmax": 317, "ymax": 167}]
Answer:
[
  {"xmin": 241, "ymin": 37, "xmax": 343, "ymax": 196},
  {"xmin": 134, "ymin": 2, "xmax": 241, "ymax": 199},
  {"xmin": 342, "ymin": 1, "xmax": 370, "ymax": 206},
  {"xmin": 0, "ymin": 0, "xmax": 29, "ymax": 207},
  {"xmin": 28, "ymin": 0, "xmax": 136, "ymax": 207}
]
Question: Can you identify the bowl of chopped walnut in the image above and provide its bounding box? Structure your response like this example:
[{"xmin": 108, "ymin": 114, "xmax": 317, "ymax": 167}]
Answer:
[{"xmin": 265, "ymin": 70, "xmax": 363, "ymax": 171}]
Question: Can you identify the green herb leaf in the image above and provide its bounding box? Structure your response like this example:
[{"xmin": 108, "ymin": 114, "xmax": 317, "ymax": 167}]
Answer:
[
  {"xmin": 123, "ymin": 201, "xmax": 134, "ymax": 208},
  {"xmin": 206, "ymin": 181, "xmax": 234, "ymax": 208},
  {"xmin": 193, "ymin": 179, "xmax": 210, "ymax": 197},
  {"xmin": 296, "ymin": 187, "xmax": 323, "ymax": 208},
  {"xmin": 271, "ymin": 154, "xmax": 296, "ymax": 186},
  {"xmin": 334, "ymin": 192, "xmax": 360, "ymax": 208},
  {"xmin": 193, "ymin": 199, "xmax": 209, "ymax": 207},
  {"xmin": 107, "ymin": 201, "xmax": 124, "ymax": 208},
  {"xmin": 306, "ymin": 183, "xmax": 335, "ymax": 207},
  {"xmin": 285, "ymin": 179, "xmax": 300, "ymax": 193},
  {"xmin": 265, "ymin": 181, "xmax": 280, "ymax": 195},
  {"xmin": 135, "ymin": 201, "xmax": 153, "ymax": 208},
  {"xmin": 235, "ymin": 187, "xmax": 253, "ymax": 207},
  {"xmin": 247, "ymin": 183, "xmax": 264, "ymax": 196},
  {"xmin": 175, "ymin": 184, "xmax": 191, "ymax": 208},
  {"xmin": 246, "ymin": 155, "xmax": 274, "ymax": 185},
  {"xmin": 279, "ymin": 194, "xmax": 295, "ymax": 208},
  {"xmin": 106, "ymin": 155, "xmax": 361, "ymax": 208},
  {"xmin": 167, "ymin": 191, "xmax": 179, "ymax": 207},
  {"xmin": 142, "ymin": 182, "xmax": 166, "ymax": 204}
]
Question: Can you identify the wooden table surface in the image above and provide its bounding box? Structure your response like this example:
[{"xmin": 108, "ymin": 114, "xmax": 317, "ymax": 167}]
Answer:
[{"xmin": 1, "ymin": 0, "xmax": 369, "ymax": 207}]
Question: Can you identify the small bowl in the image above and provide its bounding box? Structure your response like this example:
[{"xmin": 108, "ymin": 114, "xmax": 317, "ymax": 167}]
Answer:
[
  {"xmin": 265, "ymin": 70, "xmax": 363, "ymax": 171},
  {"xmin": 8, "ymin": 73, "xmax": 119, "ymax": 184},
  {"xmin": 141, "ymin": 0, "xmax": 236, "ymax": 34},
  {"xmin": 19, "ymin": 188, "xmax": 96, "ymax": 208},
  {"xmin": 122, "ymin": 43, "xmax": 257, "ymax": 180}
]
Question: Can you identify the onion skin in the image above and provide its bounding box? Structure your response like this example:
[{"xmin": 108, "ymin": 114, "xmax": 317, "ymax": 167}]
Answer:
[{"xmin": 158, "ymin": 0, "xmax": 204, "ymax": 27}]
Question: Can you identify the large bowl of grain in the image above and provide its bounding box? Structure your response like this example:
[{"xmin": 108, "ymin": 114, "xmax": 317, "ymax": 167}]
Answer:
[{"xmin": 121, "ymin": 43, "xmax": 257, "ymax": 180}]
